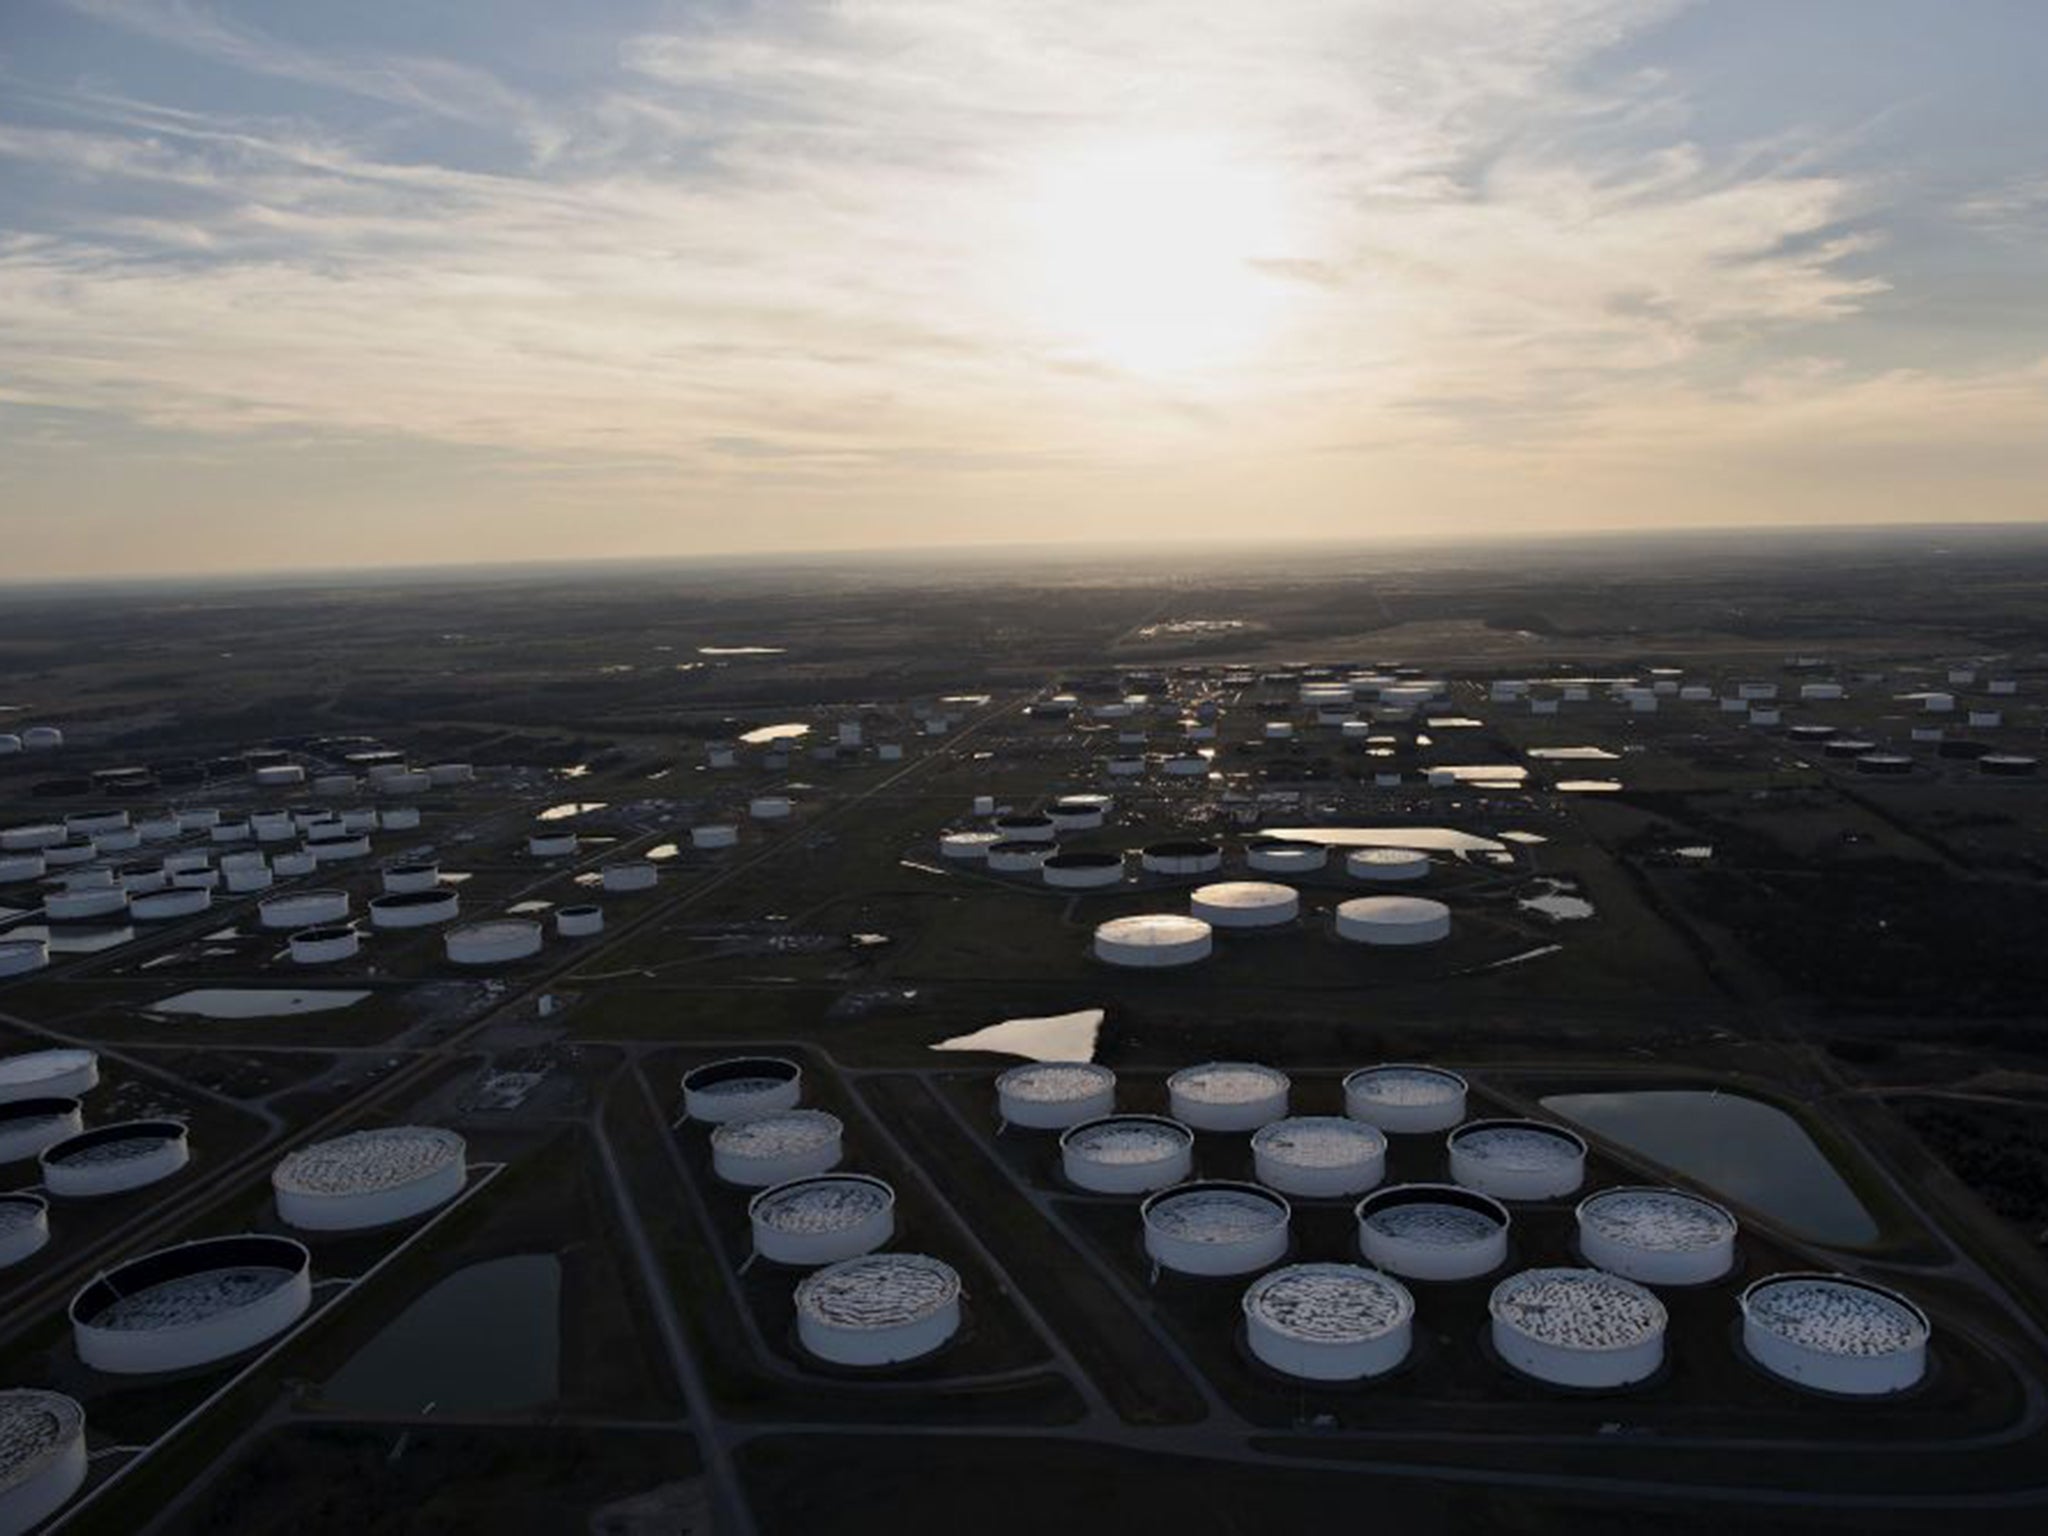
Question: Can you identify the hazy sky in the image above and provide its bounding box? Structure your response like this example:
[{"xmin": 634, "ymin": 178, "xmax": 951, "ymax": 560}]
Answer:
[{"xmin": 3, "ymin": 1, "xmax": 2046, "ymax": 578}]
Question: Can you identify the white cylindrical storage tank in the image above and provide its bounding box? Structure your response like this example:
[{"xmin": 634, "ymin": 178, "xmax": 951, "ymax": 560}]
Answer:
[
  {"xmin": 258, "ymin": 889, "xmax": 349, "ymax": 931},
  {"xmin": 0, "ymin": 1096, "xmax": 83, "ymax": 1164},
  {"xmin": 1335, "ymin": 896, "xmax": 1451, "ymax": 946},
  {"xmin": 1343, "ymin": 1064, "xmax": 1469, "ymax": 1134},
  {"xmin": 58, "ymin": 868, "xmax": 116, "ymax": 892},
  {"xmin": 41, "ymin": 1118, "xmax": 190, "ymax": 1198},
  {"xmin": 0, "ymin": 735, "xmax": 16, "ymax": 756},
  {"xmin": 994, "ymin": 1062, "xmax": 1116, "ymax": 1130},
  {"xmin": 221, "ymin": 861, "xmax": 273, "ymax": 895},
  {"xmin": 271, "ymin": 849, "xmax": 317, "ymax": 878},
  {"xmin": 1738, "ymin": 1273, "xmax": 1929, "ymax": 1396},
  {"xmin": 1142, "ymin": 1181, "xmax": 1291, "ymax": 1277},
  {"xmin": 1060, "ymin": 1115, "xmax": 1195, "ymax": 1194},
  {"xmin": 43, "ymin": 887, "xmax": 128, "ymax": 923},
  {"xmin": 131, "ymin": 884, "xmax": 214, "ymax": 920},
  {"xmin": 795, "ymin": 1253, "xmax": 961, "ymax": 1367},
  {"xmin": 527, "ymin": 830, "xmax": 578, "ymax": 858},
  {"xmin": 1043, "ymin": 851, "xmax": 1124, "ymax": 889},
  {"xmin": 0, "ymin": 938, "xmax": 49, "ymax": 979},
  {"xmin": 1106, "ymin": 754, "xmax": 1146, "ymax": 777},
  {"xmin": 91, "ymin": 826, "xmax": 141, "ymax": 854},
  {"xmin": 991, "ymin": 813, "xmax": 1057, "ymax": 844},
  {"xmin": 1923, "ymin": 692, "xmax": 1955, "ymax": 713},
  {"xmin": 0, "ymin": 854, "xmax": 46, "ymax": 885},
  {"xmin": 1449, "ymin": 1119, "xmax": 1588, "ymax": 1201},
  {"xmin": 1800, "ymin": 683, "xmax": 1845, "ymax": 701},
  {"xmin": 1749, "ymin": 707, "xmax": 1783, "ymax": 727},
  {"xmin": 555, "ymin": 904, "xmax": 604, "ymax": 938},
  {"xmin": 64, "ymin": 810, "xmax": 128, "ymax": 838},
  {"xmin": 1737, "ymin": 682, "xmax": 1779, "ymax": 701},
  {"xmin": 1947, "ymin": 667, "xmax": 1976, "ymax": 685},
  {"xmin": 985, "ymin": 840, "xmax": 1053, "ymax": 874},
  {"xmin": 1189, "ymin": 881, "xmax": 1298, "ymax": 929},
  {"xmin": 692, "ymin": 823, "xmax": 740, "ymax": 850},
  {"xmin": 1489, "ymin": 1267, "xmax": 1666, "ymax": 1389},
  {"xmin": 444, "ymin": 919, "xmax": 542, "ymax": 966},
  {"xmin": 304, "ymin": 832, "xmax": 370, "ymax": 863},
  {"xmin": 1093, "ymin": 914, "xmax": 1212, "ymax": 968},
  {"xmin": 379, "ymin": 861, "xmax": 440, "ymax": 894},
  {"xmin": 368, "ymin": 889, "xmax": 460, "ymax": 929},
  {"xmin": 162, "ymin": 849, "xmax": 211, "ymax": 874},
  {"xmin": 426, "ymin": 762, "xmax": 474, "ymax": 786},
  {"xmin": 1968, "ymin": 709, "xmax": 2003, "ymax": 729},
  {"xmin": 0, "ymin": 1050, "xmax": 97, "ymax": 1103},
  {"xmin": 1717, "ymin": 696, "xmax": 1749, "ymax": 714},
  {"xmin": 1140, "ymin": 839, "xmax": 1223, "ymax": 875},
  {"xmin": 1989, "ymin": 678, "xmax": 2018, "ymax": 695},
  {"xmin": 70, "ymin": 1234, "xmax": 311, "ymax": 1374},
  {"xmin": 1262, "ymin": 721, "xmax": 1294, "ymax": 741},
  {"xmin": 710, "ymin": 1109, "xmax": 843, "ymax": 1187},
  {"xmin": 272, "ymin": 1126, "xmax": 467, "ymax": 1231},
  {"xmin": 748, "ymin": 1173, "xmax": 896, "ymax": 1267},
  {"xmin": 601, "ymin": 861, "xmax": 658, "ymax": 893},
  {"xmin": 1167, "ymin": 1062, "xmax": 1290, "ymax": 1132},
  {"xmin": 939, "ymin": 830, "xmax": 1002, "ymax": 862},
  {"xmin": 876, "ymin": 743, "xmax": 903, "ymax": 761},
  {"xmin": 22, "ymin": 728, "xmax": 64, "ymax": 751},
  {"xmin": 1252, "ymin": 1117, "xmax": 1387, "ymax": 1198},
  {"xmin": 749, "ymin": 796, "xmax": 794, "ymax": 821},
  {"xmin": 209, "ymin": 820, "xmax": 252, "ymax": 845},
  {"xmin": 0, "ymin": 824, "xmax": 66, "ymax": 852},
  {"xmin": 137, "ymin": 814, "xmax": 183, "ymax": 843},
  {"xmin": 1047, "ymin": 801, "xmax": 1107, "ymax": 832},
  {"xmin": 0, "ymin": 1194, "xmax": 53, "ymax": 1270},
  {"xmin": 177, "ymin": 808, "xmax": 222, "ymax": 833},
  {"xmin": 288, "ymin": 925, "xmax": 359, "ymax": 965},
  {"xmin": 1245, "ymin": 841, "xmax": 1327, "ymax": 875},
  {"xmin": 1243, "ymin": 1263, "xmax": 1414, "ymax": 1381},
  {"xmin": 971, "ymin": 794, "xmax": 996, "ymax": 816},
  {"xmin": 313, "ymin": 774, "xmax": 357, "ymax": 797},
  {"xmin": 1576, "ymin": 1187, "xmax": 1738, "ymax": 1286},
  {"xmin": 0, "ymin": 1389, "xmax": 87, "ymax": 1529},
  {"xmin": 1356, "ymin": 1183, "xmax": 1511, "ymax": 1282},
  {"xmin": 1163, "ymin": 754, "xmax": 1208, "ymax": 777},
  {"xmin": 116, "ymin": 862, "xmax": 167, "ymax": 895},
  {"xmin": 682, "ymin": 1056, "xmax": 803, "ymax": 1123},
  {"xmin": 254, "ymin": 764, "xmax": 305, "ymax": 788},
  {"xmin": 41, "ymin": 840, "xmax": 96, "ymax": 869},
  {"xmin": 1346, "ymin": 847, "xmax": 1430, "ymax": 883},
  {"xmin": 379, "ymin": 771, "xmax": 433, "ymax": 795},
  {"xmin": 378, "ymin": 805, "xmax": 421, "ymax": 831},
  {"xmin": 1678, "ymin": 685, "xmax": 1713, "ymax": 702}
]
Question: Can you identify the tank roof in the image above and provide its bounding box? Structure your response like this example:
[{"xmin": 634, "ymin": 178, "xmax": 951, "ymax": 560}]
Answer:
[
  {"xmin": 1491, "ymin": 1268, "xmax": 1666, "ymax": 1351},
  {"xmin": 273, "ymin": 1126, "xmax": 463, "ymax": 1197},
  {"xmin": 1580, "ymin": 1187, "xmax": 1736, "ymax": 1252},
  {"xmin": 795, "ymin": 1254, "xmax": 960, "ymax": 1329},
  {"xmin": 1742, "ymin": 1275, "xmax": 1928, "ymax": 1356},
  {"xmin": 1244, "ymin": 1264, "xmax": 1412, "ymax": 1342}
]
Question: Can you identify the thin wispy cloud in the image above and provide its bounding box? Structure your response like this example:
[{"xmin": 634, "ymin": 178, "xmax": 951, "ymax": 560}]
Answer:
[{"xmin": 0, "ymin": 0, "xmax": 2042, "ymax": 575}]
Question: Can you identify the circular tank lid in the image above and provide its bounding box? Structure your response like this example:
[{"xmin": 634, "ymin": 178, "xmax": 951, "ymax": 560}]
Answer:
[
  {"xmin": 684, "ymin": 1056, "xmax": 800, "ymax": 1093},
  {"xmin": 1141, "ymin": 1181, "xmax": 1289, "ymax": 1241},
  {"xmin": 71, "ymin": 1233, "xmax": 308, "ymax": 1331},
  {"xmin": 1578, "ymin": 1187, "xmax": 1737, "ymax": 1253},
  {"xmin": 1169, "ymin": 1061, "xmax": 1289, "ymax": 1105},
  {"xmin": 795, "ymin": 1253, "xmax": 960, "ymax": 1329},
  {"xmin": 1739, "ymin": 1273, "xmax": 1928, "ymax": 1356},
  {"xmin": 44, "ymin": 1117, "xmax": 186, "ymax": 1166},
  {"xmin": 1359, "ymin": 1182, "xmax": 1510, "ymax": 1241},
  {"xmin": 1451, "ymin": 1120, "xmax": 1586, "ymax": 1170},
  {"xmin": 1490, "ymin": 1267, "xmax": 1666, "ymax": 1351},
  {"xmin": 1243, "ymin": 1263, "xmax": 1413, "ymax": 1342},
  {"xmin": 370, "ymin": 889, "xmax": 454, "ymax": 908},
  {"xmin": 1095, "ymin": 914, "xmax": 1210, "ymax": 948},
  {"xmin": 0, "ymin": 1095, "xmax": 79, "ymax": 1128},
  {"xmin": 1190, "ymin": 881, "xmax": 1295, "ymax": 910},
  {"xmin": 0, "ymin": 1049, "xmax": 95, "ymax": 1090},
  {"xmin": 711, "ymin": 1109, "xmax": 841, "ymax": 1158},
  {"xmin": 1345, "ymin": 1064, "xmax": 1467, "ymax": 1107},
  {"xmin": 1253, "ymin": 1116, "xmax": 1386, "ymax": 1167},
  {"xmin": 449, "ymin": 919, "xmax": 539, "ymax": 943},
  {"xmin": 1337, "ymin": 895, "xmax": 1450, "ymax": 925},
  {"xmin": 749, "ymin": 1174, "xmax": 894, "ymax": 1234},
  {"xmin": 1060, "ymin": 1115, "xmax": 1193, "ymax": 1163},
  {"xmin": 293, "ymin": 924, "xmax": 355, "ymax": 943},
  {"xmin": 273, "ymin": 1126, "xmax": 464, "ymax": 1197},
  {"xmin": 0, "ymin": 1389, "xmax": 84, "ymax": 1496},
  {"xmin": 996, "ymin": 1062, "xmax": 1114, "ymax": 1104}
]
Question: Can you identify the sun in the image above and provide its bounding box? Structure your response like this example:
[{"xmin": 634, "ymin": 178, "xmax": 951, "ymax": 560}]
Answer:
[{"xmin": 1016, "ymin": 138, "xmax": 1298, "ymax": 376}]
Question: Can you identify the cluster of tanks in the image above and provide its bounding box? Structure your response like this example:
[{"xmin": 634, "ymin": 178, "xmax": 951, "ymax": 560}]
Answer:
[
  {"xmin": 993, "ymin": 1056, "xmax": 1929, "ymax": 1395},
  {"xmin": 680, "ymin": 1057, "xmax": 959, "ymax": 1368}
]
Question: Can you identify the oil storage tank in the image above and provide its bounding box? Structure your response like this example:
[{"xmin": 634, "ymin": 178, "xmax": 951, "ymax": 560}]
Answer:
[
  {"xmin": 682, "ymin": 1057, "xmax": 802, "ymax": 1123},
  {"xmin": 1576, "ymin": 1187, "xmax": 1737, "ymax": 1285},
  {"xmin": 710, "ymin": 1109, "xmax": 843, "ymax": 1187},
  {"xmin": 258, "ymin": 889, "xmax": 349, "ymax": 931},
  {"xmin": 1489, "ymin": 1267, "xmax": 1667, "ymax": 1388},
  {"xmin": 0, "ymin": 1097, "xmax": 83, "ymax": 1164},
  {"xmin": 1189, "ymin": 881, "xmax": 1298, "ymax": 929},
  {"xmin": 0, "ymin": 1389, "xmax": 87, "ymax": 1531},
  {"xmin": 1060, "ymin": 1115, "xmax": 1194, "ymax": 1194},
  {"xmin": 444, "ymin": 919, "xmax": 542, "ymax": 965},
  {"xmin": 1343, "ymin": 1064, "xmax": 1468, "ymax": 1133},
  {"xmin": 1335, "ymin": 896, "xmax": 1451, "ymax": 946},
  {"xmin": 0, "ymin": 1049, "xmax": 97, "ymax": 1103},
  {"xmin": 748, "ymin": 1174, "xmax": 896, "ymax": 1266},
  {"xmin": 1094, "ymin": 914, "xmax": 1212, "ymax": 968},
  {"xmin": 1142, "ymin": 1181, "xmax": 1291, "ymax": 1276},
  {"xmin": 995, "ymin": 1062, "xmax": 1116, "ymax": 1129},
  {"xmin": 272, "ymin": 1126, "xmax": 467, "ymax": 1231},
  {"xmin": 41, "ymin": 1119, "xmax": 189, "ymax": 1198},
  {"xmin": 369, "ymin": 889, "xmax": 459, "ymax": 929},
  {"xmin": 1449, "ymin": 1120, "xmax": 1588, "ymax": 1200},
  {"xmin": 1738, "ymin": 1273, "xmax": 1929, "ymax": 1395},
  {"xmin": 795, "ymin": 1253, "xmax": 961, "ymax": 1367},
  {"xmin": 1243, "ymin": 1263, "xmax": 1414, "ymax": 1381},
  {"xmin": 1044, "ymin": 851, "xmax": 1124, "ymax": 889},
  {"xmin": 0, "ymin": 940, "xmax": 48, "ymax": 980},
  {"xmin": 1357, "ymin": 1183, "xmax": 1511, "ymax": 1281},
  {"xmin": 1168, "ymin": 1062, "xmax": 1290, "ymax": 1131},
  {"xmin": 1252, "ymin": 1117, "xmax": 1387, "ymax": 1197},
  {"xmin": 69, "ymin": 1234, "xmax": 311, "ymax": 1374},
  {"xmin": 0, "ymin": 1194, "xmax": 53, "ymax": 1269},
  {"xmin": 1245, "ymin": 841, "xmax": 1326, "ymax": 875},
  {"xmin": 1346, "ymin": 847, "xmax": 1430, "ymax": 882},
  {"xmin": 1141, "ymin": 839, "xmax": 1222, "ymax": 875}
]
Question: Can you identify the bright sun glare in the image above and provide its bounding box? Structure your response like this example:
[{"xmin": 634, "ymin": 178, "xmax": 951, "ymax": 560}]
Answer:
[{"xmin": 1019, "ymin": 139, "xmax": 1297, "ymax": 376}]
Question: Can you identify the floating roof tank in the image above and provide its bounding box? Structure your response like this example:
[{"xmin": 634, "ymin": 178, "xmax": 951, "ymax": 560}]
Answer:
[
  {"xmin": 1335, "ymin": 896, "xmax": 1450, "ymax": 946},
  {"xmin": 527, "ymin": 830, "xmax": 578, "ymax": 858},
  {"xmin": 1059, "ymin": 1115, "xmax": 1195, "ymax": 1193},
  {"xmin": 682, "ymin": 1057, "xmax": 803, "ymax": 1123},
  {"xmin": 70, "ymin": 1233, "xmax": 311, "ymax": 1374},
  {"xmin": 43, "ymin": 887, "xmax": 128, "ymax": 923},
  {"xmin": 369, "ymin": 889, "xmax": 460, "ymax": 929},
  {"xmin": 445, "ymin": 919, "xmax": 542, "ymax": 966},
  {"xmin": 1489, "ymin": 1267, "xmax": 1667, "ymax": 1388},
  {"xmin": 1093, "ymin": 914, "xmax": 1211, "ymax": 967},
  {"xmin": 601, "ymin": 861, "xmax": 658, "ymax": 893},
  {"xmin": 0, "ymin": 1049, "xmax": 97, "ymax": 1103},
  {"xmin": 0, "ymin": 825, "xmax": 66, "ymax": 853},
  {"xmin": 288, "ymin": 925, "xmax": 359, "ymax": 965},
  {"xmin": 749, "ymin": 1174, "xmax": 896, "ymax": 1267},
  {"xmin": 995, "ymin": 1062, "xmax": 1116, "ymax": 1129},
  {"xmin": 749, "ymin": 796, "xmax": 794, "ymax": 820},
  {"xmin": 692, "ymin": 824, "xmax": 740, "ymax": 849},
  {"xmin": 1449, "ymin": 1120, "xmax": 1587, "ymax": 1200},
  {"xmin": 1167, "ymin": 1062, "xmax": 1290, "ymax": 1131},
  {"xmin": 0, "ymin": 1193, "xmax": 53, "ymax": 1270},
  {"xmin": 710, "ymin": 1109, "xmax": 843, "ymax": 1187},
  {"xmin": 1343, "ymin": 1064, "xmax": 1468, "ymax": 1133},
  {"xmin": 1252, "ymin": 1117, "xmax": 1386, "ymax": 1198},
  {"xmin": 940, "ymin": 830, "xmax": 1002, "ymax": 861},
  {"xmin": 0, "ymin": 855, "xmax": 47, "ymax": 886},
  {"xmin": 42, "ymin": 1119, "xmax": 190, "ymax": 1198},
  {"xmin": 273, "ymin": 1126, "xmax": 467, "ymax": 1231},
  {"xmin": 0, "ymin": 1097, "xmax": 83, "ymax": 1164},
  {"xmin": 986, "ymin": 840, "xmax": 1054, "ymax": 874},
  {"xmin": 1243, "ymin": 1263, "xmax": 1414, "ymax": 1381},
  {"xmin": 1576, "ymin": 1187, "xmax": 1737, "ymax": 1285},
  {"xmin": 379, "ymin": 861, "xmax": 441, "ymax": 894},
  {"xmin": 1047, "ymin": 800, "xmax": 1106, "ymax": 831},
  {"xmin": 992, "ymin": 813, "xmax": 1056, "ymax": 843},
  {"xmin": 1044, "ymin": 851, "xmax": 1124, "ymax": 889},
  {"xmin": 0, "ymin": 939, "xmax": 48, "ymax": 979},
  {"xmin": 1800, "ymin": 683, "xmax": 1845, "ymax": 701},
  {"xmin": 1189, "ymin": 881, "xmax": 1298, "ymax": 929},
  {"xmin": 258, "ymin": 889, "xmax": 350, "ymax": 931},
  {"xmin": 1982, "ymin": 753, "xmax": 2038, "ymax": 776},
  {"xmin": 21, "ymin": 728, "xmax": 63, "ymax": 752},
  {"xmin": 1356, "ymin": 1183, "xmax": 1510, "ymax": 1281},
  {"xmin": 378, "ymin": 805, "xmax": 421, "ymax": 831},
  {"xmin": 555, "ymin": 904, "xmax": 603, "ymax": 938},
  {"xmin": 1245, "ymin": 841, "xmax": 1327, "ymax": 874},
  {"xmin": 795, "ymin": 1253, "xmax": 961, "ymax": 1367},
  {"xmin": 0, "ymin": 1389, "xmax": 87, "ymax": 1530},
  {"xmin": 1738, "ymin": 1273, "xmax": 1929, "ymax": 1396},
  {"xmin": 1345, "ymin": 847, "xmax": 1430, "ymax": 882},
  {"xmin": 1140, "ymin": 839, "xmax": 1223, "ymax": 876},
  {"xmin": 1142, "ymin": 1181, "xmax": 1291, "ymax": 1276}
]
